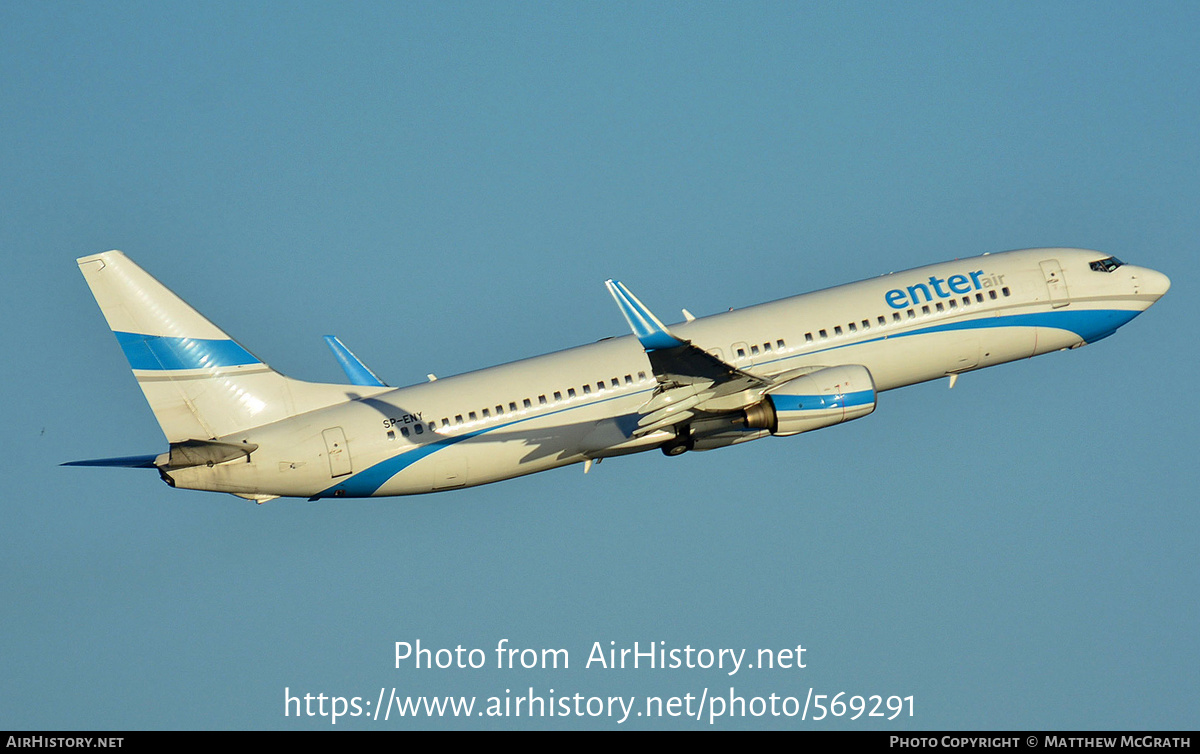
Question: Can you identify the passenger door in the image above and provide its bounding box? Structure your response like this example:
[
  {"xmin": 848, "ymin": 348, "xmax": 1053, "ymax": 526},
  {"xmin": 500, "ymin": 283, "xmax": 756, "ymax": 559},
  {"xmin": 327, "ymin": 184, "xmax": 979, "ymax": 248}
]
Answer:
[
  {"xmin": 1040, "ymin": 259, "xmax": 1070, "ymax": 308},
  {"xmin": 322, "ymin": 427, "xmax": 353, "ymax": 478}
]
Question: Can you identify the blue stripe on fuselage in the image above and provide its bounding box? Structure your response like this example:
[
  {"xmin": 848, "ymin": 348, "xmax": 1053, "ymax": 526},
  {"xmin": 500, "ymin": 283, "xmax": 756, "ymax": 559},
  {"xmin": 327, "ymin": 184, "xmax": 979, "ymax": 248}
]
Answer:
[
  {"xmin": 315, "ymin": 431, "xmax": 477, "ymax": 498},
  {"xmin": 313, "ymin": 389, "xmax": 652, "ymax": 499},
  {"xmin": 900, "ymin": 309, "xmax": 1141, "ymax": 345},
  {"xmin": 313, "ymin": 306, "xmax": 1142, "ymax": 498}
]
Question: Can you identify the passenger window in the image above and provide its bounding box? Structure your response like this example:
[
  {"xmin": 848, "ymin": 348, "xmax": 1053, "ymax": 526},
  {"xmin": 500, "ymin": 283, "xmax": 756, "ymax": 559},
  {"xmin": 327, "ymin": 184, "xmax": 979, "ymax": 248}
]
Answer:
[
  {"xmin": 510, "ymin": 402, "xmax": 518, "ymax": 412},
  {"xmin": 611, "ymin": 378, "xmax": 620, "ymax": 388},
  {"xmin": 892, "ymin": 313, "xmax": 901, "ymax": 322},
  {"xmin": 976, "ymin": 293, "xmax": 984, "ymax": 303},
  {"xmin": 1002, "ymin": 287, "xmax": 1011, "ymax": 297},
  {"xmin": 848, "ymin": 322, "xmax": 857, "ymax": 333},
  {"xmin": 878, "ymin": 316, "xmax": 886, "ymax": 326},
  {"xmin": 554, "ymin": 391, "xmax": 562, "ymax": 401},
  {"xmin": 906, "ymin": 309, "xmax": 915, "ymax": 319},
  {"xmin": 468, "ymin": 411, "xmax": 477, "ymax": 421},
  {"xmin": 624, "ymin": 375, "xmax": 633, "ymax": 385},
  {"xmin": 736, "ymin": 347, "xmax": 747, "ymax": 358},
  {"xmin": 805, "ymin": 333, "xmax": 813, "ymax": 343},
  {"xmin": 935, "ymin": 302, "xmax": 944, "ymax": 312},
  {"xmin": 523, "ymin": 399, "xmax": 532, "ymax": 409},
  {"xmin": 861, "ymin": 321, "xmax": 869, "ymax": 330},
  {"xmin": 415, "ymin": 424, "xmax": 424, "ymax": 435},
  {"xmin": 989, "ymin": 289, "xmax": 998, "ymax": 299},
  {"xmin": 751, "ymin": 345, "xmax": 760, "ymax": 355},
  {"xmin": 441, "ymin": 418, "xmax": 450, "ymax": 428},
  {"xmin": 568, "ymin": 388, "xmax": 576, "ymax": 398},
  {"xmin": 496, "ymin": 405, "xmax": 504, "ymax": 415},
  {"xmin": 455, "ymin": 415, "xmax": 463, "ymax": 424},
  {"xmin": 777, "ymin": 339, "xmax": 785, "ymax": 349},
  {"xmin": 538, "ymin": 395, "xmax": 547, "ymax": 405},
  {"xmin": 949, "ymin": 299, "xmax": 957, "ymax": 309},
  {"xmin": 401, "ymin": 427, "xmax": 410, "ymax": 437},
  {"xmin": 921, "ymin": 305, "xmax": 930, "ymax": 315},
  {"xmin": 583, "ymin": 385, "xmax": 591, "ymax": 394},
  {"xmin": 482, "ymin": 408, "xmax": 491, "ymax": 418},
  {"xmin": 819, "ymin": 329, "xmax": 828, "ymax": 339},
  {"xmin": 596, "ymin": 382, "xmax": 604, "ymax": 392},
  {"xmin": 763, "ymin": 342, "xmax": 772, "ymax": 353},
  {"xmin": 834, "ymin": 326, "xmax": 842, "ymax": 336},
  {"xmin": 638, "ymin": 371, "xmax": 647, "ymax": 381}
]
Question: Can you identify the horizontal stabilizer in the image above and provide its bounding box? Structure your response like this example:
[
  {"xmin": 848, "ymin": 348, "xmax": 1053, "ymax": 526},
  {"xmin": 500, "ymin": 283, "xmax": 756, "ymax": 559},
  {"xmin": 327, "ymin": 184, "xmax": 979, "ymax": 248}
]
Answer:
[
  {"xmin": 323, "ymin": 336, "xmax": 388, "ymax": 387},
  {"xmin": 64, "ymin": 439, "xmax": 258, "ymax": 472},
  {"xmin": 62, "ymin": 454, "xmax": 159, "ymax": 469}
]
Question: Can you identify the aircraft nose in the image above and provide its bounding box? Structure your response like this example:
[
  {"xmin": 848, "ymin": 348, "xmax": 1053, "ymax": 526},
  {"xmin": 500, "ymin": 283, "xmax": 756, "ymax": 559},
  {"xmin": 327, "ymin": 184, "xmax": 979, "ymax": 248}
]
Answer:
[{"xmin": 1137, "ymin": 268, "xmax": 1171, "ymax": 300}]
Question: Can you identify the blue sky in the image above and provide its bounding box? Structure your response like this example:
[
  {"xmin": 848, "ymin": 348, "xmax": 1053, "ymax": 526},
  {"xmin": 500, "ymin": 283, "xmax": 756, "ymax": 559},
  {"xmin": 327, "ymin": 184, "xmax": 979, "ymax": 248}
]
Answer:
[{"xmin": 3, "ymin": 2, "xmax": 1197, "ymax": 729}]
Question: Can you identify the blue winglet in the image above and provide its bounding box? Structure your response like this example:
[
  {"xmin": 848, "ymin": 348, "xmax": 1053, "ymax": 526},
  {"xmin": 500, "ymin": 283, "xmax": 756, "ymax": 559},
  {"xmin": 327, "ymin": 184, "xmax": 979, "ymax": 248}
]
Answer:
[
  {"xmin": 323, "ymin": 336, "xmax": 388, "ymax": 387},
  {"xmin": 605, "ymin": 280, "xmax": 688, "ymax": 351}
]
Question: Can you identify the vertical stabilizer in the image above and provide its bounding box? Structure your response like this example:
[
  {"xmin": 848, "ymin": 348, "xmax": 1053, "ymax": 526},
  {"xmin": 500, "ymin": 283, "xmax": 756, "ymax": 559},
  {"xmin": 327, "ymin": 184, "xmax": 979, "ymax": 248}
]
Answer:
[{"xmin": 77, "ymin": 251, "xmax": 383, "ymax": 442}]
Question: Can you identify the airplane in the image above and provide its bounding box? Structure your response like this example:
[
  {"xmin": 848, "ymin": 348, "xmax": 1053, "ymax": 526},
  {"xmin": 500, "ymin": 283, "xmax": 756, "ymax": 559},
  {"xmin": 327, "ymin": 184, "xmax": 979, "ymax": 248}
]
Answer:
[{"xmin": 66, "ymin": 248, "xmax": 1169, "ymax": 502}]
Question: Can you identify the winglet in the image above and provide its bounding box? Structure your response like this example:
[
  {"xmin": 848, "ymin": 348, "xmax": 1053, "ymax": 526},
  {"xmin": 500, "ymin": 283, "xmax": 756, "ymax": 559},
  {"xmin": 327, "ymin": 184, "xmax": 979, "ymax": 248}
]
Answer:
[
  {"xmin": 605, "ymin": 280, "xmax": 687, "ymax": 351},
  {"xmin": 323, "ymin": 336, "xmax": 388, "ymax": 387}
]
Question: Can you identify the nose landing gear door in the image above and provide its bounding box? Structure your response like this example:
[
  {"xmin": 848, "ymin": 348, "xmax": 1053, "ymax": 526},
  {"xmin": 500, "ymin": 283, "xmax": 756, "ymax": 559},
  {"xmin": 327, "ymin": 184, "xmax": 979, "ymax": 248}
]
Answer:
[{"xmin": 1040, "ymin": 259, "xmax": 1070, "ymax": 309}]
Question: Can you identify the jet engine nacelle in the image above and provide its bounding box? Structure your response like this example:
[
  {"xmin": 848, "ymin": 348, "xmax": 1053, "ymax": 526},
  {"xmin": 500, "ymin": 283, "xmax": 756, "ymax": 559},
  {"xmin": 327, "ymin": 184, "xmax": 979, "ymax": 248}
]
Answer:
[{"xmin": 744, "ymin": 364, "xmax": 877, "ymax": 437}]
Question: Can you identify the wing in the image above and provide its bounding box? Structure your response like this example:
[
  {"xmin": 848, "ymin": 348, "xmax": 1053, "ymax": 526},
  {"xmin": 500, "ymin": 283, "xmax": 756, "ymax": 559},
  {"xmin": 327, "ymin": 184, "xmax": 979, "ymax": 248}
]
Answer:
[{"xmin": 605, "ymin": 280, "xmax": 772, "ymax": 435}]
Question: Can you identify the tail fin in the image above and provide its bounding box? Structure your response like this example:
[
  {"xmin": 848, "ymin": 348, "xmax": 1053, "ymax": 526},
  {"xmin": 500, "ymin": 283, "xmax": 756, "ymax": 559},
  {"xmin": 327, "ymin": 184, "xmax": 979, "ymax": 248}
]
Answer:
[{"xmin": 77, "ymin": 251, "xmax": 385, "ymax": 442}]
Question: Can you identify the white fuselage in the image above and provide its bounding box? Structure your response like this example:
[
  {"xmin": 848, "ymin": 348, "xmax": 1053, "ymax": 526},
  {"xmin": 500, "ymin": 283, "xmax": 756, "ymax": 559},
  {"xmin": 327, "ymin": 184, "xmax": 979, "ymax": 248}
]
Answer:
[{"xmin": 163, "ymin": 248, "xmax": 1168, "ymax": 499}]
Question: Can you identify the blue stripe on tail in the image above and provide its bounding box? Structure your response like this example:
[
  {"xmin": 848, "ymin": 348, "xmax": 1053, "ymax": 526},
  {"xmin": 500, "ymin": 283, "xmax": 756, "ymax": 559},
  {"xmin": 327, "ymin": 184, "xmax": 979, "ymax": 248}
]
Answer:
[{"xmin": 114, "ymin": 332, "xmax": 260, "ymax": 371}]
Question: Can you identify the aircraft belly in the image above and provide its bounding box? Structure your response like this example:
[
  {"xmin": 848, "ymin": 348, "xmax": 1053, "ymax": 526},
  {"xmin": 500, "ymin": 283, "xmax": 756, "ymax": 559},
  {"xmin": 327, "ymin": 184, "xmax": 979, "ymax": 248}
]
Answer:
[
  {"xmin": 975, "ymin": 325, "xmax": 1037, "ymax": 368},
  {"xmin": 826, "ymin": 337, "xmax": 947, "ymax": 391},
  {"xmin": 1032, "ymin": 326, "xmax": 1083, "ymax": 354}
]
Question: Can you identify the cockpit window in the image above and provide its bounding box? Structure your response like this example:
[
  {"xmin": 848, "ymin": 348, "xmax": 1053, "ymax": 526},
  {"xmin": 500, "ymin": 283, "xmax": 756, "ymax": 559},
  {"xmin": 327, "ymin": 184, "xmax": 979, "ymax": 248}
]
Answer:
[{"xmin": 1089, "ymin": 256, "xmax": 1125, "ymax": 273}]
